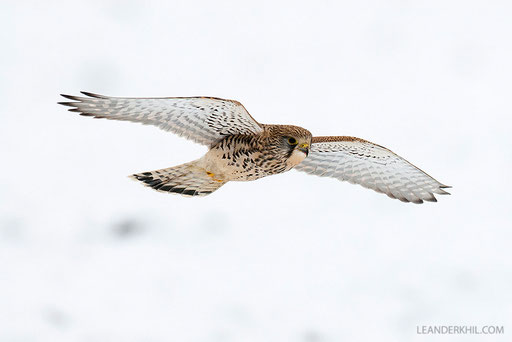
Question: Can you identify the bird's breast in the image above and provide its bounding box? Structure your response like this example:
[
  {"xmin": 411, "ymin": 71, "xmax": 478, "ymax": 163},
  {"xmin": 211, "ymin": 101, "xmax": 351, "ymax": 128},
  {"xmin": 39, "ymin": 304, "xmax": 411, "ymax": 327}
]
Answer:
[{"xmin": 201, "ymin": 141, "xmax": 279, "ymax": 181}]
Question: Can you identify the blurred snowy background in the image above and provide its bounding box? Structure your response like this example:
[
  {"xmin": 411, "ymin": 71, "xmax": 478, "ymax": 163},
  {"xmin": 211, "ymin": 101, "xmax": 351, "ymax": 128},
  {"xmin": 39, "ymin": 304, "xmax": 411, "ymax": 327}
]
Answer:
[{"xmin": 1, "ymin": 1, "xmax": 511, "ymax": 341}]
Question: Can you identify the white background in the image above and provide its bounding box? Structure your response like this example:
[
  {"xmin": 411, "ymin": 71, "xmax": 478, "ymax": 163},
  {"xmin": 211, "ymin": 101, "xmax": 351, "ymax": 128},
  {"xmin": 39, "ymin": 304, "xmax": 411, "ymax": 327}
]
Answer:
[{"xmin": 1, "ymin": 1, "xmax": 511, "ymax": 341}]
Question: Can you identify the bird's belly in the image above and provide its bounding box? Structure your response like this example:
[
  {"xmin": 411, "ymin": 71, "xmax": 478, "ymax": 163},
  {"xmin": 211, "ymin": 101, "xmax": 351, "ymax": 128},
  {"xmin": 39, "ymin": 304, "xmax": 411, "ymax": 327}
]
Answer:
[{"xmin": 199, "ymin": 148, "xmax": 274, "ymax": 182}]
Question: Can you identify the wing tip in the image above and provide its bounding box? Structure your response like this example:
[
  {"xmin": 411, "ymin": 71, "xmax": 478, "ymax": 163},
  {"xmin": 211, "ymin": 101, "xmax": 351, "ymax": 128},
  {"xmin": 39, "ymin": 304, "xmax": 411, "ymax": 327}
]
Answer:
[
  {"xmin": 80, "ymin": 91, "xmax": 108, "ymax": 99},
  {"xmin": 60, "ymin": 94, "xmax": 80, "ymax": 101},
  {"xmin": 59, "ymin": 92, "xmax": 108, "ymax": 102},
  {"xmin": 437, "ymin": 188, "xmax": 451, "ymax": 195},
  {"xmin": 423, "ymin": 195, "xmax": 438, "ymax": 203},
  {"xmin": 57, "ymin": 101, "xmax": 76, "ymax": 107}
]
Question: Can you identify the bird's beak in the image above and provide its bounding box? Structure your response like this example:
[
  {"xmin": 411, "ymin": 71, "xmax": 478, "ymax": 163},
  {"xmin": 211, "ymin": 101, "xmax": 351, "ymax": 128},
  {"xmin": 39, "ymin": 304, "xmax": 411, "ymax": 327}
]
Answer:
[{"xmin": 298, "ymin": 143, "xmax": 309, "ymax": 156}]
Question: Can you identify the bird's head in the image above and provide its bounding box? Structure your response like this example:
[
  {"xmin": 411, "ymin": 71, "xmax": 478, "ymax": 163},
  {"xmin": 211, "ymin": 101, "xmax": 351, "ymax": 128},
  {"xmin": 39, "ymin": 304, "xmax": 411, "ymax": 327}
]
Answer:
[{"xmin": 264, "ymin": 124, "xmax": 312, "ymax": 168}]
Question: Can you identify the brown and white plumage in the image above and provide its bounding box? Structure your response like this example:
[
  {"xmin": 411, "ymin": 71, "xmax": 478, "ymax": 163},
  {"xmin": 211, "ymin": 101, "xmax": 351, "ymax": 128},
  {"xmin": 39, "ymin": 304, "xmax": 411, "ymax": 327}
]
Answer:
[
  {"xmin": 59, "ymin": 92, "xmax": 262, "ymax": 146},
  {"xmin": 59, "ymin": 92, "xmax": 451, "ymax": 203},
  {"xmin": 294, "ymin": 136, "xmax": 450, "ymax": 203}
]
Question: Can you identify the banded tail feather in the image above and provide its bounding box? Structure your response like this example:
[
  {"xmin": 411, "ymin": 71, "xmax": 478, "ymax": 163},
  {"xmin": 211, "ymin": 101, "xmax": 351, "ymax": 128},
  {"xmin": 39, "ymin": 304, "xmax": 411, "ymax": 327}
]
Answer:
[{"xmin": 130, "ymin": 161, "xmax": 226, "ymax": 197}]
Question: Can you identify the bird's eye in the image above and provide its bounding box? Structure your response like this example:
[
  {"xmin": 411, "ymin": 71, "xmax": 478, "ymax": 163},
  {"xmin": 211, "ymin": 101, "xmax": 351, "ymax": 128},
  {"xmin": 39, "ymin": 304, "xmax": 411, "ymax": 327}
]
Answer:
[{"xmin": 287, "ymin": 137, "xmax": 298, "ymax": 145}]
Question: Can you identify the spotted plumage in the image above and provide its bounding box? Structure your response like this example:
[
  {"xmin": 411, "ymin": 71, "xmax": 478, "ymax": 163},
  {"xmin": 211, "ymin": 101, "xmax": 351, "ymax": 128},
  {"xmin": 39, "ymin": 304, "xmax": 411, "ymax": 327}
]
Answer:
[{"xmin": 59, "ymin": 92, "xmax": 451, "ymax": 203}]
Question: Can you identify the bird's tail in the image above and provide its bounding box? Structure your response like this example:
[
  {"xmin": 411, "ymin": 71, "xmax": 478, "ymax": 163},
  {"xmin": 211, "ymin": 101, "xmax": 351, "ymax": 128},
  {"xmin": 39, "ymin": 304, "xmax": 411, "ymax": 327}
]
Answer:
[{"xmin": 130, "ymin": 160, "xmax": 226, "ymax": 197}]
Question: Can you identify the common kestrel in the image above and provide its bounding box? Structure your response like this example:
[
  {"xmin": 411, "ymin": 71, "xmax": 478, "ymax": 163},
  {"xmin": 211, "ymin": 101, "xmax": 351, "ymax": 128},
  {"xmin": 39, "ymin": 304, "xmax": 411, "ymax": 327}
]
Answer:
[{"xmin": 59, "ymin": 92, "xmax": 451, "ymax": 203}]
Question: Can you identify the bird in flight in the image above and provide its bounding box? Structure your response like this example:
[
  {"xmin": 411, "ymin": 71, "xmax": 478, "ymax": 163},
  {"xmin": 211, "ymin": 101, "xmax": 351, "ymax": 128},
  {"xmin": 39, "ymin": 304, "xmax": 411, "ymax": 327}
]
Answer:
[{"xmin": 59, "ymin": 92, "xmax": 451, "ymax": 203}]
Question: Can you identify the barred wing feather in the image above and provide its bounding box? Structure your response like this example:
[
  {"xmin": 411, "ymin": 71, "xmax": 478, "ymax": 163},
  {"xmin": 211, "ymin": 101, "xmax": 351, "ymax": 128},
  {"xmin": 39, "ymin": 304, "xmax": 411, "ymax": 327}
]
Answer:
[
  {"xmin": 59, "ymin": 92, "xmax": 263, "ymax": 146},
  {"xmin": 294, "ymin": 136, "xmax": 451, "ymax": 203}
]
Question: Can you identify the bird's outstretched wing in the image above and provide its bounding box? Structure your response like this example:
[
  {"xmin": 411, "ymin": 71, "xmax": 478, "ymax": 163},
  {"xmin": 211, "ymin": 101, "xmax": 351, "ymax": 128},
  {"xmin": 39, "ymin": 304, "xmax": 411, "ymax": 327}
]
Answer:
[
  {"xmin": 59, "ymin": 92, "xmax": 263, "ymax": 146},
  {"xmin": 294, "ymin": 136, "xmax": 451, "ymax": 203}
]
